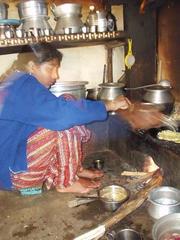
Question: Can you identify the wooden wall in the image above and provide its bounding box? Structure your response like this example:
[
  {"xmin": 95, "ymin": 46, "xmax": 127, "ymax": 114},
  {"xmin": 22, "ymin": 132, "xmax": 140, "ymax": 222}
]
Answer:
[
  {"xmin": 158, "ymin": 0, "xmax": 180, "ymax": 101},
  {"xmin": 107, "ymin": 0, "xmax": 157, "ymax": 100}
]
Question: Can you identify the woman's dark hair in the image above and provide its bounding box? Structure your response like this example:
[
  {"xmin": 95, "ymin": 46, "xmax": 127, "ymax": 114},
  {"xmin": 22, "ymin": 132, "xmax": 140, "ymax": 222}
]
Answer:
[
  {"xmin": 30, "ymin": 42, "xmax": 63, "ymax": 64},
  {"xmin": 0, "ymin": 42, "xmax": 63, "ymax": 81}
]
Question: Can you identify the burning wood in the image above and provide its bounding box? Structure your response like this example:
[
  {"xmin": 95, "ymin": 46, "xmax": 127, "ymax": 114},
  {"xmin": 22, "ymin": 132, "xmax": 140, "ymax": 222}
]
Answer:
[
  {"xmin": 121, "ymin": 156, "xmax": 160, "ymax": 178},
  {"xmin": 121, "ymin": 171, "xmax": 148, "ymax": 176}
]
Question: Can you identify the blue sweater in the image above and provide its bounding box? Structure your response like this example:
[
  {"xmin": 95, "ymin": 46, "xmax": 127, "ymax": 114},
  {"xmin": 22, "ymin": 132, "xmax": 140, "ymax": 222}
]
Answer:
[{"xmin": 0, "ymin": 72, "xmax": 107, "ymax": 190}]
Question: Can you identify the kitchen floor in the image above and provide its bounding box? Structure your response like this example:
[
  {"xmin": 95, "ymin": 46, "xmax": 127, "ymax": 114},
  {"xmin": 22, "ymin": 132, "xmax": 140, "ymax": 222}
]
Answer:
[{"xmin": 0, "ymin": 150, "xmax": 154, "ymax": 240}]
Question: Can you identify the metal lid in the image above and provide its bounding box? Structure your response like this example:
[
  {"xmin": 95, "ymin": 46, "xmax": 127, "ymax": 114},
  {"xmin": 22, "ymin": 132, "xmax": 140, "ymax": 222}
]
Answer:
[{"xmin": 99, "ymin": 82, "xmax": 125, "ymax": 88}]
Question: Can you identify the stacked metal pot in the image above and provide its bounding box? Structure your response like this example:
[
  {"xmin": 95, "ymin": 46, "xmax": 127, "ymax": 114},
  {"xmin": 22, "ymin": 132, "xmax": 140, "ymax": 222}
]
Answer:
[
  {"xmin": 0, "ymin": 2, "xmax": 8, "ymax": 19},
  {"xmin": 51, "ymin": 3, "xmax": 83, "ymax": 34},
  {"xmin": 0, "ymin": 2, "xmax": 22, "ymax": 40},
  {"xmin": 17, "ymin": 0, "xmax": 53, "ymax": 37}
]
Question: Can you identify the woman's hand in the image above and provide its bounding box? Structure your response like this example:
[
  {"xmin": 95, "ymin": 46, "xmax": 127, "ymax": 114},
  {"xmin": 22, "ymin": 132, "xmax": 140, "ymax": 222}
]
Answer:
[{"xmin": 104, "ymin": 95, "xmax": 131, "ymax": 112}]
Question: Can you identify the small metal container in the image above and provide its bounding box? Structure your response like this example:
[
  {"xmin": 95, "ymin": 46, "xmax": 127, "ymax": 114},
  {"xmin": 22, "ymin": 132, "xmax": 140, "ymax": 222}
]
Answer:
[
  {"xmin": 147, "ymin": 186, "xmax": 180, "ymax": 220},
  {"xmin": 107, "ymin": 228, "xmax": 143, "ymax": 240},
  {"xmin": 99, "ymin": 185, "xmax": 129, "ymax": 212},
  {"xmin": 93, "ymin": 159, "xmax": 104, "ymax": 170},
  {"xmin": 96, "ymin": 11, "xmax": 107, "ymax": 32}
]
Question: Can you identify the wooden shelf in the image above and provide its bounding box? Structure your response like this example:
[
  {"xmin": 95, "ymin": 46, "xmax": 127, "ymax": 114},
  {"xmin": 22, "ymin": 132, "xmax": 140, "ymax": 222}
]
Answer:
[{"xmin": 0, "ymin": 31, "xmax": 126, "ymax": 54}]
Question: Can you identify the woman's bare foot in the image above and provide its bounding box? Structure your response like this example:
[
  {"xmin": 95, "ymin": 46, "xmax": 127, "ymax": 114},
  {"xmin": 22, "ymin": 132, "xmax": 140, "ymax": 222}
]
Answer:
[
  {"xmin": 77, "ymin": 168, "xmax": 104, "ymax": 179},
  {"xmin": 79, "ymin": 178, "xmax": 101, "ymax": 188},
  {"xmin": 56, "ymin": 178, "xmax": 100, "ymax": 194}
]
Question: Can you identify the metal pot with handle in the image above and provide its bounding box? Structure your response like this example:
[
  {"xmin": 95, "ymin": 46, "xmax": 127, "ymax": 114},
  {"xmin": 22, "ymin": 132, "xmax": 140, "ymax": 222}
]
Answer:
[
  {"xmin": 97, "ymin": 82, "xmax": 125, "ymax": 101},
  {"xmin": 142, "ymin": 86, "xmax": 174, "ymax": 115}
]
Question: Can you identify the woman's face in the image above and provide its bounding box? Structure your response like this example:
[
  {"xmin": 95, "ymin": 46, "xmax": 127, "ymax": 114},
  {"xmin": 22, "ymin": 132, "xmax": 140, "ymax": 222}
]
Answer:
[{"xmin": 31, "ymin": 58, "xmax": 60, "ymax": 88}]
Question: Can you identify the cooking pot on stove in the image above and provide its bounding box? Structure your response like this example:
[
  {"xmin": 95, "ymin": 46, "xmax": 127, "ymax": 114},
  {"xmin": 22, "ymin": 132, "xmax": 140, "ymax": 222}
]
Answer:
[
  {"xmin": 97, "ymin": 82, "xmax": 125, "ymax": 101},
  {"xmin": 142, "ymin": 86, "xmax": 174, "ymax": 115}
]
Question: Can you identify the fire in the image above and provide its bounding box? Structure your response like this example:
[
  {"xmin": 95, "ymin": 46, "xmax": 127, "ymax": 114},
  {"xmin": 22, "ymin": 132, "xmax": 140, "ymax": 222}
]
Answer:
[{"xmin": 143, "ymin": 156, "xmax": 160, "ymax": 173}]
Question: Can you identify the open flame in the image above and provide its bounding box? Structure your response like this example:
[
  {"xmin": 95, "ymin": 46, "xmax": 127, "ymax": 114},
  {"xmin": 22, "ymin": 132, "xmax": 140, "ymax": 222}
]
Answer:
[{"xmin": 143, "ymin": 156, "xmax": 160, "ymax": 173}]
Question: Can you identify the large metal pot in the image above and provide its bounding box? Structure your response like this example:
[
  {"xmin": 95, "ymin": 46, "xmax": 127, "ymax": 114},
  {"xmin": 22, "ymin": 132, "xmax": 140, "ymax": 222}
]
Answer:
[
  {"xmin": 51, "ymin": 3, "xmax": 83, "ymax": 34},
  {"xmin": 54, "ymin": 16, "xmax": 83, "ymax": 34},
  {"xmin": 50, "ymin": 81, "xmax": 88, "ymax": 99},
  {"xmin": 17, "ymin": 0, "xmax": 48, "ymax": 19},
  {"xmin": 21, "ymin": 16, "xmax": 52, "ymax": 32},
  {"xmin": 51, "ymin": 3, "xmax": 82, "ymax": 18},
  {"xmin": 147, "ymin": 186, "xmax": 180, "ymax": 220},
  {"xmin": 142, "ymin": 86, "xmax": 174, "ymax": 114},
  {"xmin": 0, "ymin": 3, "xmax": 9, "ymax": 19},
  {"xmin": 152, "ymin": 213, "xmax": 180, "ymax": 240},
  {"xmin": 97, "ymin": 82, "xmax": 125, "ymax": 101}
]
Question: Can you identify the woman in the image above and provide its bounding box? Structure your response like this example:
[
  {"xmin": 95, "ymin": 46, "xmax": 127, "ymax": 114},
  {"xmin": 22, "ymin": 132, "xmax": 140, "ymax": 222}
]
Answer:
[{"xmin": 0, "ymin": 42, "xmax": 130, "ymax": 194}]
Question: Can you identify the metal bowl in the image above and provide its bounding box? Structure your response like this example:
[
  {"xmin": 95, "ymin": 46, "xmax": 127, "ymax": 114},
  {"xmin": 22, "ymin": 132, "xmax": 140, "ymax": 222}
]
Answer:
[
  {"xmin": 147, "ymin": 186, "xmax": 180, "ymax": 220},
  {"xmin": 152, "ymin": 213, "xmax": 180, "ymax": 240},
  {"xmin": 107, "ymin": 228, "xmax": 143, "ymax": 240},
  {"xmin": 99, "ymin": 185, "xmax": 129, "ymax": 212}
]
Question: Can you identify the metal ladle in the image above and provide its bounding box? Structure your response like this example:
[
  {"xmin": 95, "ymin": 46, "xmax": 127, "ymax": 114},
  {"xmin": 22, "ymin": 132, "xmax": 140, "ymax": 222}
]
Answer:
[{"xmin": 125, "ymin": 80, "xmax": 171, "ymax": 91}]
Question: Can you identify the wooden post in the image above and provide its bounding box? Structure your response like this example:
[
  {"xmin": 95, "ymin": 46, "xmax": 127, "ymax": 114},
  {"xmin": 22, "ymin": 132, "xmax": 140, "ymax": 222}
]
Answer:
[
  {"xmin": 106, "ymin": 47, "xmax": 113, "ymax": 83},
  {"xmin": 105, "ymin": 41, "xmax": 125, "ymax": 83}
]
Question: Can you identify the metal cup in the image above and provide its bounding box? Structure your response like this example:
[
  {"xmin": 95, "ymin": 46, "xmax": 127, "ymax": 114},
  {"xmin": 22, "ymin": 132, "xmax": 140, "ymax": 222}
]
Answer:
[
  {"xmin": 106, "ymin": 228, "xmax": 143, "ymax": 240},
  {"xmin": 93, "ymin": 159, "xmax": 104, "ymax": 170}
]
